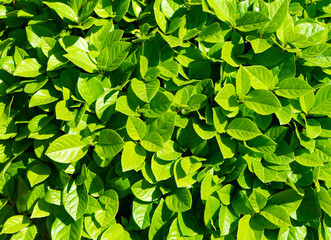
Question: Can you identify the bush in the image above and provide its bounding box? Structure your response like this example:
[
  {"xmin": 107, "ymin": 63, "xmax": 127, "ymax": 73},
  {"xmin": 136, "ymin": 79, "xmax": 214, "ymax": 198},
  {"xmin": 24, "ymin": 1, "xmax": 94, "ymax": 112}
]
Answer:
[{"xmin": 0, "ymin": 0, "xmax": 330, "ymax": 239}]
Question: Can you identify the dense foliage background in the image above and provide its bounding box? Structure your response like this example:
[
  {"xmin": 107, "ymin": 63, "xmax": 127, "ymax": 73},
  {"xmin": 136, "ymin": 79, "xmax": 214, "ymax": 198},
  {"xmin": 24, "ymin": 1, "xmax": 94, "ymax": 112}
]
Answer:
[{"xmin": 0, "ymin": 0, "xmax": 330, "ymax": 239}]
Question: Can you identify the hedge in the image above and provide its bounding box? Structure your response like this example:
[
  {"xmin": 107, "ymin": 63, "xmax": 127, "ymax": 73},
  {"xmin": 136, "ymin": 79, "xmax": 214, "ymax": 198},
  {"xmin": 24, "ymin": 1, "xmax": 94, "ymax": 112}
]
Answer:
[{"xmin": 0, "ymin": 0, "xmax": 330, "ymax": 239}]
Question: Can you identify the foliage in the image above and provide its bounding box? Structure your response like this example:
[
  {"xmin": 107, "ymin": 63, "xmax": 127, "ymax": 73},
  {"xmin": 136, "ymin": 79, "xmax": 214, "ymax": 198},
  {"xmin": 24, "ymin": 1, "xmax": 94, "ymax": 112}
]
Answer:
[{"xmin": 0, "ymin": 0, "xmax": 330, "ymax": 239}]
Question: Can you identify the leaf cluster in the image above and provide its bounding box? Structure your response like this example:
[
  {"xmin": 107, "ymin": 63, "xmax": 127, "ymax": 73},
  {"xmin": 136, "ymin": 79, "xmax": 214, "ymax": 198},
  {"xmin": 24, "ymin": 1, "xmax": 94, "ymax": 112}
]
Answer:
[{"xmin": 0, "ymin": 0, "xmax": 330, "ymax": 239}]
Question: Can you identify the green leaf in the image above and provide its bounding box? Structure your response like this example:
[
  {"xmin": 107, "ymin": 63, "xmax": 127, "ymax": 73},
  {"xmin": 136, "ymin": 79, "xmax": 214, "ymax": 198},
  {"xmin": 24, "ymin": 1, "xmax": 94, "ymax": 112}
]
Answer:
[
  {"xmin": 248, "ymin": 135, "xmax": 277, "ymax": 153},
  {"xmin": 204, "ymin": 195, "xmax": 221, "ymax": 229},
  {"xmin": 159, "ymin": 61, "xmax": 178, "ymax": 78},
  {"xmin": 242, "ymin": 66, "xmax": 275, "ymax": 90},
  {"xmin": 207, "ymin": 0, "xmax": 236, "ymax": 26},
  {"xmin": 217, "ymin": 184, "xmax": 234, "ymax": 205},
  {"xmin": 249, "ymin": 190, "xmax": 267, "ymax": 212},
  {"xmin": 246, "ymin": 35, "xmax": 272, "ymax": 54},
  {"xmin": 29, "ymin": 89, "xmax": 60, "ymax": 108},
  {"xmin": 48, "ymin": 51, "xmax": 67, "ymax": 71},
  {"xmin": 214, "ymin": 84, "xmax": 238, "ymax": 112},
  {"xmin": 154, "ymin": 9, "xmax": 167, "ymax": 33},
  {"xmin": 156, "ymin": 140, "xmax": 181, "ymax": 161},
  {"xmin": 45, "ymin": 189, "xmax": 62, "ymax": 206},
  {"xmin": 64, "ymin": 50, "xmax": 97, "ymax": 73},
  {"xmin": 244, "ymin": 89, "xmax": 282, "ymax": 115},
  {"xmin": 165, "ymin": 187, "xmax": 192, "ymax": 213},
  {"xmin": 294, "ymin": 149, "xmax": 324, "ymax": 167},
  {"xmin": 98, "ymin": 42, "xmax": 131, "ymax": 71},
  {"xmin": 174, "ymin": 159, "xmax": 198, "ymax": 188},
  {"xmin": 196, "ymin": 22, "xmax": 224, "ymax": 43},
  {"xmin": 275, "ymin": 100, "xmax": 292, "ymax": 125},
  {"xmin": 309, "ymin": 84, "xmax": 331, "ymax": 114},
  {"xmin": 263, "ymin": 0, "xmax": 289, "ymax": 33},
  {"xmin": 149, "ymin": 199, "xmax": 173, "ymax": 240},
  {"xmin": 143, "ymin": 91, "xmax": 173, "ymax": 118},
  {"xmin": 226, "ymin": 118, "xmax": 262, "ymax": 141},
  {"xmin": 216, "ymin": 134, "xmax": 236, "ymax": 159},
  {"xmin": 55, "ymin": 100, "xmax": 76, "ymax": 121},
  {"xmin": 59, "ymin": 36, "xmax": 89, "ymax": 52},
  {"xmin": 276, "ymin": 13, "xmax": 294, "ymax": 45},
  {"xmin": 252, "ymin": 160, "xmax": 278, "ymax": 183},
  {"xmin": 219, "ymin": 205, "xmax": 239, "ymax": 236},
  {"xmin": 46, "ymin": 134, "xmax": 88, "ymax": 163},
  {"xmin": 13, "ymin": 58, "xmax": 43, "ymax": 78},
  {"xmin": 96, "ymin": 90, "xmax": 119, "ymax": 123},
  {"xmin": 62, "ymin": 180, "xmax": 88, "ymax": 220},
  {"xmin": 1, "ymin": 1, "xmax": 330, "ymax": 238},
  {"xmin": 131, "ymin": 179, "xmax": 162, "ymax": 202},
  {"xmin": 132, "ymin": 200, "xmax": 153, "ymax": 229},
  {"xmin": 292, "ymin": 190, "xmax": 322, "ymax": 221},
  {"xmin": 151, "ymin": 154, "xmax": 174, "ymax": 181},
  {"xmin": 141, "ymin": 132, "xmax": 164, "ymax": 152},
  {"xmin": 115, "ymin": 95, "xmax": 140, "ymax": 117},
  {"xmin": 1, "ymin": 215, "xmax": 30, "ymax": 234},
  {"xmin": 268, "ymin": 189, "xmax": 303, "ymax": 214},
  {"xmin": 305, "ymin": 118, "xmax": 321, "ymax": 139},
  {"xmin": 192, "ymin": 118, "xmax": 216, "ymax": 140},
  {"xmin": 31, "ymin": 199, "xmax": 52, "ymax": 218},
  {"xmin": 275, "ymin": 77, "xmax": 314, "ymax": 99},
  {"xmin": 96, "ymin": 190, "xmax": 119, "ymax": 226},
  {"xmin": 221, "ymin": 42, "xmax": 243, "ymax": 67},
  {"xmin": 316, "ymin": 187, "xmax": 331, "ymax": 216},
  {"xmin": 95, "ymin": 129, "xmax": 125, "ymax": 159},
  {"xmin": 236, "ymin": 12, "xmax": 271, "ymax": 32},
  {"xmin": 148, "ymin": 112, "xmax": 176, "ymax": 143},
  {"xmin": 100, "ymin": 223, "xmax": 130, "ymax": 240},
  {"xmin": 126, "ymin": 116, "xmax": 147, "ymax": 141},
  {"xmin": 278, "ymin": 226, "xmax": 307, "ymax": 240},
  {"xmin": 237, "ymin": 215, "xmax": 263, "ymax": 240},
  {"xmin": 86, "ymin": 196, "xmax": 102, "ymax": 214},
  {"xmin": 299, "ymin": 91, "xmax": 315, "ymax": 114},
  {"xmin": 51, "ymin": 216, "xmax": 83, "ymax": 240},
  {"xmin": 44, "ymin": 1, "xmax": 78, "ymax": 22},
  {"xmin": 260, "ymin": 205, "xmax": 291, "ymax": 227},
  {"xmin": 292, "ymin": 21, "xmax": 327, "ymax": 48},
  {"xmin": 28, "ymin": 114, "xmax": 53, "ymax": 133},
  {"xmin": 121, "ymin": 141, "xmax": 146, "ymax": 172},
  {"xmin": 131, "ymin": 79, "xmax": 160, "ymax": 103},
  {"xmin": 11, "ymin": 224, "xmax": 37, "ymax": 240},
  {"xmin": 26, "ymin": 25, "xmax": 53, "ymax": 48},
  {"xmin": 236, "ymin": 66, "xmax": 251, "ymax": 97},
  {"xmin": 27, "ymin": 162, "xmax": 51, "ymax": 187},
  {"xmin": 77, "ymin": 74, "xmax": 104, "ymax": 105},
  {"xmin": 212, "ymin": 107, "xmax": 228, "ymax": 133}
]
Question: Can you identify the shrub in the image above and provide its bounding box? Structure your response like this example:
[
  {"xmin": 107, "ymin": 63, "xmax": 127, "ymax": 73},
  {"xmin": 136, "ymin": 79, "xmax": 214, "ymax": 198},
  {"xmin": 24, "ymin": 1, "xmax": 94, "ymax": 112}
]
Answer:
[{"xmin": 0, "ymin": 0, "xmax": 330, "ymax": 239}]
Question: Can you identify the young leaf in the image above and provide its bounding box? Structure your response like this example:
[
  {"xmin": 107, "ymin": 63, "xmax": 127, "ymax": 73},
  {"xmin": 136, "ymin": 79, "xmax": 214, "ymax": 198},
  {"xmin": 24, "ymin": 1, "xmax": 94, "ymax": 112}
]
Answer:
[
  {"xmin": 46, "ymin": 134, "xmax": 88, "ymax": 163},
  {"xmin": 260, "ymin": 205, "xmax": 291, "ymax": 227},
  {"xmin": 121, "ymin": 141, "xmax": 146, "ymax": 172},
  {"xmin": 244, "ymin": 89, "xmax": 282, "ymax": 115},
  {"xmin": 275, "ymin": 78, "xmax": 314, "ymax": 99},
  {"xmin": 13, "ymin": 58, "xmax": 43, "ymax": 78},
  {"xmin": 62, "ymin": 180, "xmax": 88, "ymax": 221},
  {"xmin": 51, "ymin": 216, "xmax": 83, "ymax": 240},
  {"xmin": 1, "ymin": 215, "xmax": 30, "ymax": 234},
  {"xmin": 131, "ymin": 179, "xmax": 162, "ymax": 202},
  {"xmin": 64, "ymin": 50, "xmax": 97, "ymax": 73},
  {"xmin": 165, "ymin": 188, "xmax": 192, "ymax": 213},
  {"xmin": 126, "ymin": 116, "xmax": 147, "ymax": 141},
  {"xmin": 226, "ymin": 118, "xmax": 262, "ymax": 141},
  {"xmin": 95, "ymin": 129, "xmax": 125, "ymax": 159},
  {"xmin": 44, "ymin": 2, "xmax": 78, "ymax": 23},
  {"xmin": 27, "ymin": 163, "xmax": 51, "ymax": 187},
  {"xmin": 97, "ymin": 42, "xmax": 131, "ymax": 71},
  {"xmin": 131, "ymin": 79, "xmax": 160, "ymax": 103}
]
